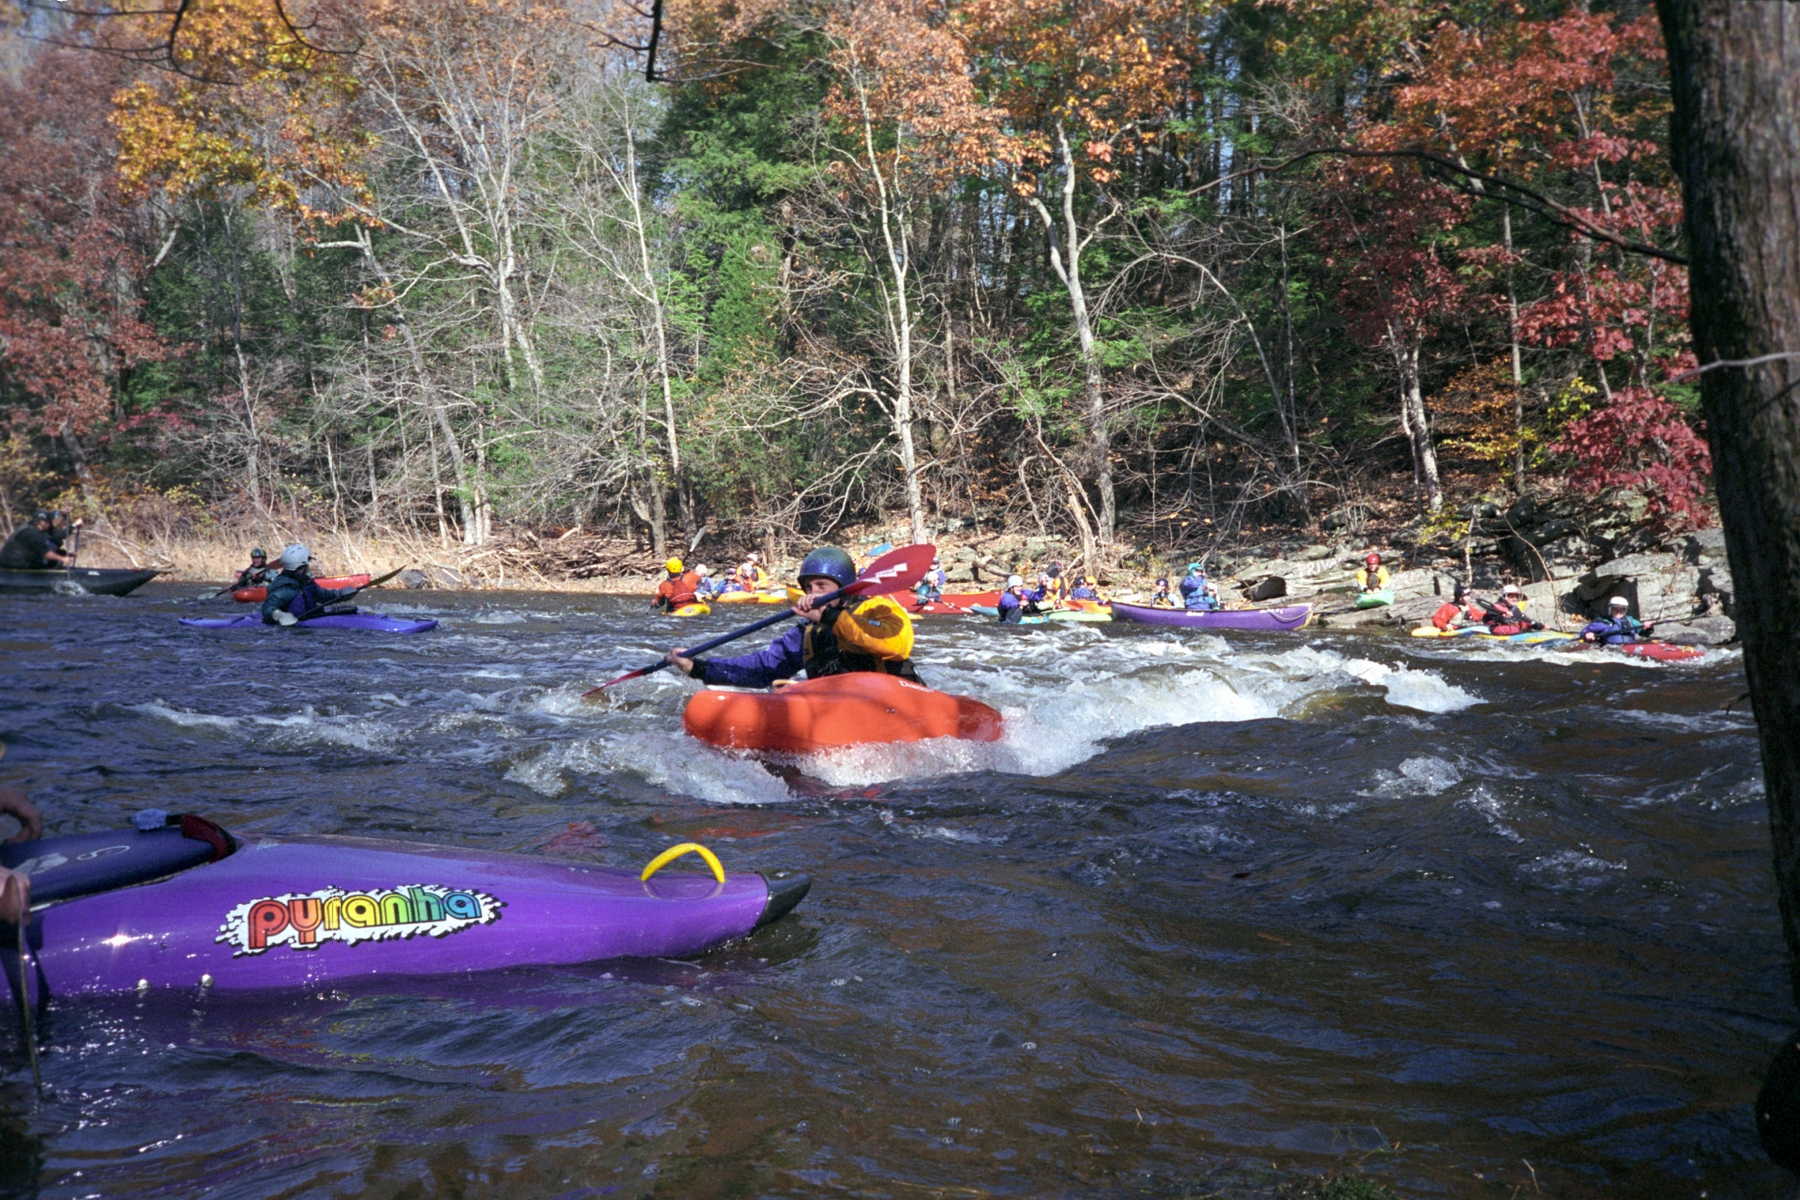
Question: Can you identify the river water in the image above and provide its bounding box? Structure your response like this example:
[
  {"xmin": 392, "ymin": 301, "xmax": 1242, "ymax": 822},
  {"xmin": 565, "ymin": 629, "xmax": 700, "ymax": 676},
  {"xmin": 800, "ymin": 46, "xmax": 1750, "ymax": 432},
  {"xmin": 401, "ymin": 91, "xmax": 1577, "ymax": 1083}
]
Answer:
[{"xmin": 0, "ymin": 583, "xmax": 1789, "ymax": 1197}]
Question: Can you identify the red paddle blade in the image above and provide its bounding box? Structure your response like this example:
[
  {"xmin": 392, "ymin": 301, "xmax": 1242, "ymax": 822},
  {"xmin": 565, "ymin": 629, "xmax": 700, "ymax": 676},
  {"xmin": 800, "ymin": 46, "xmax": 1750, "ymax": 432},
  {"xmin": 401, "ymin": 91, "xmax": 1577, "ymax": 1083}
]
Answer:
[
  {"xmin": 843, "ymin": 542, "xmax": 935, "ymax": 598},
  {"xmin": 582, "ymin": 664, "xmax": 658, "ymax": 699}
]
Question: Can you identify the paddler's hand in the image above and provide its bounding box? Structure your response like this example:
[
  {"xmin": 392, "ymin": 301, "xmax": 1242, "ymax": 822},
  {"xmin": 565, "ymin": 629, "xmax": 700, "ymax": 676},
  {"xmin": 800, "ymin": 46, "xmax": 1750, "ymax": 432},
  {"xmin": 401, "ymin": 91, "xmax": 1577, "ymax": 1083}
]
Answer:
[
  {"xmin": 792, "ymin": 600, "xmax": 827, "ymax": 624},
  {"xmin": 0, "ymin": 866, "xmax": 27, "ymax": 923},
  {"xmin": 0, "ymin": 786, "xmax": 45, "ymax": 843},
  {"xmin": 665, "ymin": 649, "xmax": 698, "ymax": 676}
]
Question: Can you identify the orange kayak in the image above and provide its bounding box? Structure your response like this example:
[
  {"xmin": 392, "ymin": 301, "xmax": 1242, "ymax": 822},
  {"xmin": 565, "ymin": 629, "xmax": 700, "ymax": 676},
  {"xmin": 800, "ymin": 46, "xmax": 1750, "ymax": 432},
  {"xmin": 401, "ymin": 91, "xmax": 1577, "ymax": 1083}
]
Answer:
[
  {"xmin": 231, "ymin": 574, "xmax": 371, "ymax": 603},
  {"xmin": 682, "ymin": 673, "xmax": 1004, "ymax": 754}
]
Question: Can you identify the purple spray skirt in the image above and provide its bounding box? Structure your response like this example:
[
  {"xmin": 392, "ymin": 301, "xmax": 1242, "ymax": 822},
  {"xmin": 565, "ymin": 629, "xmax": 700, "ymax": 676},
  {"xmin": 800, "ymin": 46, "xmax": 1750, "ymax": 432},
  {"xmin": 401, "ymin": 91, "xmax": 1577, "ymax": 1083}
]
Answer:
[
  {"xmin": 179, "ymin": 612, "xmax": 439, "ymax": 633},
  {"xmin": 1108, "ymin": 600, "xmax": 1312, "ymax": 632},
  {"xmin": 6, "ymin": 823, "xmax": 807, "ymax": 998}
]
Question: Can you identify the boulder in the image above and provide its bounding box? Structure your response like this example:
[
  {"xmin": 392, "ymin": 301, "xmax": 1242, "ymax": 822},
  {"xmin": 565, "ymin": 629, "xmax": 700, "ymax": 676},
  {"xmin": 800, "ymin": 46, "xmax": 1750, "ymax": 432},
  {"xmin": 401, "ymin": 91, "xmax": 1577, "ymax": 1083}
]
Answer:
[
  {"xmin": 1294, "ymin": 544, "xmax": 1336, "ymax": 562},
  {"xmin": 1242, "ymin": 574, "xmax": 1286, "ymax": 601},
  {"xmin": 1654, "ymin": 615, "xmax": 1737, "ymax": 646},
  {"xmin": 1680, "ymin": 526, "xmax": 1729, "ymax": 564}
]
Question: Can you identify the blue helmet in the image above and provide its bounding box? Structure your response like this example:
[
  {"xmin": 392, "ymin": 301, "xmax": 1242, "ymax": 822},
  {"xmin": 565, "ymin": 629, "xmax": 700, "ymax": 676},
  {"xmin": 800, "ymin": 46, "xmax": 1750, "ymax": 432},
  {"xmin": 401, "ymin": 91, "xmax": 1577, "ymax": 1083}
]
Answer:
[{"xmin": 798, "ymin": 546, "xmax": 856, "ymax": 588}]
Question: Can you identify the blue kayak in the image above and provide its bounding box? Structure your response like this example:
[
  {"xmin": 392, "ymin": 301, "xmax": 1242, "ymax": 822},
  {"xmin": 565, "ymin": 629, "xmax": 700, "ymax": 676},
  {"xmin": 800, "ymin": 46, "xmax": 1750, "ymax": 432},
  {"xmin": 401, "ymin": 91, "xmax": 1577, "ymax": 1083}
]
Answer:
[{"xmin": 180, "ymin": 612, "xmax": 439, "ymax": 634}]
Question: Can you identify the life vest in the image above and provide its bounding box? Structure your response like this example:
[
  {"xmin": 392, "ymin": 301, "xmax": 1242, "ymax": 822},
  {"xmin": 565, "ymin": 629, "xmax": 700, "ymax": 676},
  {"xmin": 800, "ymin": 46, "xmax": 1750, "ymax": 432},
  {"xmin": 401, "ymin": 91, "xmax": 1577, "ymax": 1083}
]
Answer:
[{"xmin": 802, "ymin": 598, "xmax": 922, "ymax": 682}]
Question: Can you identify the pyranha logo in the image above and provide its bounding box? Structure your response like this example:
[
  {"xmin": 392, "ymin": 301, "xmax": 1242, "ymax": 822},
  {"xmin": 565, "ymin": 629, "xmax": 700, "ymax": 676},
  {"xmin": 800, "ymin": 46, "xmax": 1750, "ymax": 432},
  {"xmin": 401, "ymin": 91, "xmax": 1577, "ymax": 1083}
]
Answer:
[{"xmin": 216, "ymin": 884, "xmax": 504, "ymax": 955}]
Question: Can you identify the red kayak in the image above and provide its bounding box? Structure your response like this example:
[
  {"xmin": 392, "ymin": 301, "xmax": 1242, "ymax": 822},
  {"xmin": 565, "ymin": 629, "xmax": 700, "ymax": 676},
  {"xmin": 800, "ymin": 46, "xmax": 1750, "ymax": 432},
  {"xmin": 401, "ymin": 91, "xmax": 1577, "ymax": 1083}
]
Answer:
[
  {"xmin": 232, "ymin": 574, "xmax": 372, "ymax": 603},
  {"xmin": 1561, "ymin": 640, "xmax": 1707, "ymax": 663},
  {"xmin": 682, "ymin": 673, "xmax": 1004, "ymax": 754}
]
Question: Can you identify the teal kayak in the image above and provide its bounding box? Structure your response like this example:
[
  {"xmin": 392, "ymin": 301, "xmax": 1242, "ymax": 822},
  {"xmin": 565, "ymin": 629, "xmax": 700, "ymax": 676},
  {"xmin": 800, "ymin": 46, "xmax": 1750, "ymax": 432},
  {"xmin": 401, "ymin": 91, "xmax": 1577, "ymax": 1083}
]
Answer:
[{"xmin": 1354, "ymin": 590, "xmax": 1394, "ymax": 608}]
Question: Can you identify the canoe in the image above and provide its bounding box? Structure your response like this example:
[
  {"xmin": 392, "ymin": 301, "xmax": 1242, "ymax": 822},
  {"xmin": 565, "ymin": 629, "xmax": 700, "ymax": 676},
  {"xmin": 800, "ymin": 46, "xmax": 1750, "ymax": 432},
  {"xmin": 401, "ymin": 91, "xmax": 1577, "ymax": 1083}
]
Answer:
[
  {"xmin": 1109, "ymin": 600, "xmax": 1312, "ymax": 632},
  {"xmin": 231, "ymin": 573, "xmax": 371, "ymax": 603},
  {"xmin": 180, "ymin": 612, "xmax": 439, "ymax": 633},
  {"xmin": 1354, "ymin": 589, "xmax": 1395, "ymax": 608},
  {"xmin": 939, "ymin": 590, "xmax": 1000, "ymax": 608},
  {"xmin": 683, "ymin": 672, "xmax": 1004, "ymax": 754},
  {"xmin": 672, "ymin": 601, "xmax": 711, "ymax": 617},
  {"xmin": 1066, "ymin": 598, "xmax": 1110, "ymax": 613},
  {"xmin": 713, "ymin": 591, "xmax": 789, "ymax": 604},
  {"xmin": 3, "ymin": 820, "xmax": 807, "ymax": 998},
  {"xmin": 0, "ymin": 566, "xmax": 161, "ymax": 596}
]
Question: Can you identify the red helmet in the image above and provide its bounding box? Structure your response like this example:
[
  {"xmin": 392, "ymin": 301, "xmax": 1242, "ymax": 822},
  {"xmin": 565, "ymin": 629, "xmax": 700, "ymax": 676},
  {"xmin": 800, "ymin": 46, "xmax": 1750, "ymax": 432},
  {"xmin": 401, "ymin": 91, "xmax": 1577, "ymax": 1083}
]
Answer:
[{"xmin": 1364, "ymin": 553, "xmax": 1381, "ymax": 565}]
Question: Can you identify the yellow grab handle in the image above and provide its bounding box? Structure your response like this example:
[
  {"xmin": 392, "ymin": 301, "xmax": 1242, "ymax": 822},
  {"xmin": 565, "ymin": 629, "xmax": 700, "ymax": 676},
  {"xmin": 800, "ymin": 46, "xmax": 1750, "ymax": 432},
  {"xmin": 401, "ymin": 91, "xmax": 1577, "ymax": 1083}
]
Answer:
[{"xmin": 640, "ymin": 841, "xmax": 726, "ymax": 884}]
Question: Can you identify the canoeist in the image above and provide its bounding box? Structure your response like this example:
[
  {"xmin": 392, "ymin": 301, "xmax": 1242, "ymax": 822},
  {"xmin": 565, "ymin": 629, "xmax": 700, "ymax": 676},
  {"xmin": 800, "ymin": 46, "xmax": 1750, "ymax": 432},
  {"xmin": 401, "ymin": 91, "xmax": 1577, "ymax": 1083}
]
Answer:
[
  {"xmin": 260, "ymin": 544, "xmax": 360, "ymax": 626},
  {"xmin": 653, "ymin": 557, "xmax": 703, "ymax": 612},
  {"xmin": 1149, "ymin": 577, "xmax": 1174, "ymax": 608},
  {"xmin": 1179, "ymin": 563, "xmax": 1218, "ymax": 611},
  {"xmin": 666, "ymin": 546, "xmax": 921, "ymax": 686},
  {"xmin": 232, "ymin": 547, "xmax": 276, "ymax": 589},
  {"xmin": 1482, "ymin": 584, "xmax": 1543, "ymax": 635},
  {"xmin": 0, "ymin": 509, "xmax": 77, "ymax": 569},
  {"xmin": 1580, "ymin": 596, "xmax": 1652, "ymax": 644},
  {"xmin": 1356, "ymin": 553, "xmax": 1390, "ymax": 593},
  {"xmin": 1430, "ymin": 583, "xmax": 1483, "ymax": 631},
  {"xmin": 1069, "ymin": 575, "xmax": 1103, "ymax": 602}
]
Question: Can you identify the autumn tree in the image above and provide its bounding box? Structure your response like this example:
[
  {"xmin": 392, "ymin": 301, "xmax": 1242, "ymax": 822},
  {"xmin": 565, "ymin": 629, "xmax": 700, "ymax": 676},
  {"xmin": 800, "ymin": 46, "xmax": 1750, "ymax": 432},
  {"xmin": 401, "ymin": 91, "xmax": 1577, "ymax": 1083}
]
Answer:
[{"xmin": 0, "ymin": 48, "xmax": 163, "ymax": 515}]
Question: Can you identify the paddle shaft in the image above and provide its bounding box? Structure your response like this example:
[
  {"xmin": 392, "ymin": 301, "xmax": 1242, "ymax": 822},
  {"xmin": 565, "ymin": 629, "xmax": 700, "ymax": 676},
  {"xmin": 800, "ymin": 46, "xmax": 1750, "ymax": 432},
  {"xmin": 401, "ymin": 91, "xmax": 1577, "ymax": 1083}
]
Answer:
[{"xmin": 294, "ymin": 565, "xmax": 408, "ymax": 621}]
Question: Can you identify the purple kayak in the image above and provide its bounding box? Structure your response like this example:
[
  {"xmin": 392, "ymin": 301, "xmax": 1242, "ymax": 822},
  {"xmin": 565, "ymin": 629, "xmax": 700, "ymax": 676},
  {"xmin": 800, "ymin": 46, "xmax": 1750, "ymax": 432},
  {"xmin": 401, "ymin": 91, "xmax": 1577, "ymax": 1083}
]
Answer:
[
  {"xmin": 6, "ymin": 820, "xmax": 807, "ymax": 998},
  {"xmin": 1109, "ymin": 600, "xmax": 1313, "ymax": 632},
  {"xmin": 180, "ymin": 612, "xmax": 438, "ymax": 633}
]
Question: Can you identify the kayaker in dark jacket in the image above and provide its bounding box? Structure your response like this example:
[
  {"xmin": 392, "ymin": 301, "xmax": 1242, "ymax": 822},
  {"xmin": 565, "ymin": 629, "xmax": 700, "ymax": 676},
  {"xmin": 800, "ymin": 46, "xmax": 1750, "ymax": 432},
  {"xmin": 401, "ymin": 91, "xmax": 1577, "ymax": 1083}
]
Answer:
[
  {"xmin": 232, "ymin": 547, "xmax": 276, "ymax": 589},
  {"xmin": 260, "ymin": 544, "xmax": 359, "ymax": 625},
  {"xmin": 667, "ymin": 546, "xmax": 922, "ymax": 686},
  {"xmin": 1580, "ymin": 596, "xmax": 1651, "ymax": 644},
  {"xmin": 996, "ymin": 575, "xmax": 1029, "ymax": 624},
  {"xmin": 0, "ymin": 510, "xmax": 76, "ymax": 569}
]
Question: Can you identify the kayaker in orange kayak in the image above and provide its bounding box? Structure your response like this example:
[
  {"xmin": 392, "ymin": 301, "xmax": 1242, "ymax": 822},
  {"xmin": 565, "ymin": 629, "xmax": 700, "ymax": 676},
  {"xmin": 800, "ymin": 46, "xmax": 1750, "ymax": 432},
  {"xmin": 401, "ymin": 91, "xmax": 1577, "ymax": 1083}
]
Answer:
[
  {"xmin": 231, "ymin": 546, "xmax": 276, "ymax": 590},
  {"xmin": 666, "ymin": 546, "xmax": 922, "ymax": 686},
  {"xmin": 653, "ymin": 557, "xmax": 703, "ymax": 612}
]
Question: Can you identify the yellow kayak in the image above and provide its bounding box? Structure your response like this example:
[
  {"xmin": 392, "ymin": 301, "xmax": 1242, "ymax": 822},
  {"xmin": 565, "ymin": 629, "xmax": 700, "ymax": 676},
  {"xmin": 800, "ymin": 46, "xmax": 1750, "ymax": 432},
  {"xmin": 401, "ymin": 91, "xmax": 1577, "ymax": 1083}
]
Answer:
[
  {"xmin": 672, "ymin": 602, "xmax": 712, "ymax": 617},
  {"xmin": 713, "ymin": 591, "xmax": 789, "ymax": 604}
]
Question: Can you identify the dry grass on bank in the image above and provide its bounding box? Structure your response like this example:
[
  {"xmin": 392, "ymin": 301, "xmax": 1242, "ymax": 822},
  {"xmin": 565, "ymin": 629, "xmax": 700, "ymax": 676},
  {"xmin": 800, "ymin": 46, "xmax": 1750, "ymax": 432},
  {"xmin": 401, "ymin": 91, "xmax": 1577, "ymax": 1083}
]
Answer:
[{"xmin": 70, "ymin": 524, "xmax": 664, "ymax": 594}]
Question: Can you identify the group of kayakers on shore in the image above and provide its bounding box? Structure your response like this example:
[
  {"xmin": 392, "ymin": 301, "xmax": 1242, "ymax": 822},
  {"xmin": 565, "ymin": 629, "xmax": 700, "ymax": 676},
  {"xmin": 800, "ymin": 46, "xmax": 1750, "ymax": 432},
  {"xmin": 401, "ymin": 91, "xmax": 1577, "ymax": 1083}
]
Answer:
[{"xmin": 0, "ymin": 509, "xmax": 81, "ymax": 570}]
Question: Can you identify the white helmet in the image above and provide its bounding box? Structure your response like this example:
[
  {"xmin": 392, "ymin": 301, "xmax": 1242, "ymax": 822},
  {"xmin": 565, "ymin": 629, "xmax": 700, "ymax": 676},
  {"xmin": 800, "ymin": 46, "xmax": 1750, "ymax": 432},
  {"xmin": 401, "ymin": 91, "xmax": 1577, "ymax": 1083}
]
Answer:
[
  {"xmin": 279, "ymin": 543, "xmax": 309, "ymax": 570},
  {"xmin": 1608, "ymin": 596, "xmax": 1629, "ymax": 609},
  {"xmin": 1503, "ymin": 584, "xmax": 1525, "ymax": 597},
  {"xmin": 1006, "ymin": 574, "xmax": 1024, "ymax": 588},
  {"xmin": 696, "ymin": 564, "xmax": 712, "ymax": 577}
]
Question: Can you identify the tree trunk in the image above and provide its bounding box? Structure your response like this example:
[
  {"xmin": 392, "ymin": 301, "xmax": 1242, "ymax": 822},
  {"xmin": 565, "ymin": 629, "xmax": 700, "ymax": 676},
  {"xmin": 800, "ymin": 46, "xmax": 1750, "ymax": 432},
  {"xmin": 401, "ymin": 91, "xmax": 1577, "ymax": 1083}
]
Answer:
[
  {"xmin": 1657, "ymin": 1, "xmax": 1800, "ymax": 1004},
  {"xmin": 1392, "ymin": 333, "xmax": 1443, "ymax": 511}
]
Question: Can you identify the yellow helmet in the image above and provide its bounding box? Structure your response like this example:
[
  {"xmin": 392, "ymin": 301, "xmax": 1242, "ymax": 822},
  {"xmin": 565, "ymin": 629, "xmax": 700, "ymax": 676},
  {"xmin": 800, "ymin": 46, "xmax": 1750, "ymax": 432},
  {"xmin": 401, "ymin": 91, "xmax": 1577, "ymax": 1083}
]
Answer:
[{"xmin": 665, "ymin": 557, "xmax": 684, "ymax": 574}]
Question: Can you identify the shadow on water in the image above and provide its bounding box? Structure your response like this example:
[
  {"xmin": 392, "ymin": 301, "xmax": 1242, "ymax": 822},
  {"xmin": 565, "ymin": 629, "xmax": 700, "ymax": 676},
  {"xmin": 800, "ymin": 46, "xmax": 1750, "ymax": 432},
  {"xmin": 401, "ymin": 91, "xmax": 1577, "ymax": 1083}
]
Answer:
[{"xmin": 0, "ymin": 584, "xmax": 1789, "ymax": 1196}]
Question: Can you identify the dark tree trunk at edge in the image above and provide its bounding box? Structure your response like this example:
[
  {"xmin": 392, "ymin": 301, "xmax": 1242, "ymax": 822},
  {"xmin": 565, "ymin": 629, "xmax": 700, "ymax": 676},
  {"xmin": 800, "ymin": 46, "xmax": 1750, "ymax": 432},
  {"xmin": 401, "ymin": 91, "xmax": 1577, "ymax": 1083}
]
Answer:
[{"xmin": 1655, "ymin": 0, "xmax": 1800, "ymax": 1168}]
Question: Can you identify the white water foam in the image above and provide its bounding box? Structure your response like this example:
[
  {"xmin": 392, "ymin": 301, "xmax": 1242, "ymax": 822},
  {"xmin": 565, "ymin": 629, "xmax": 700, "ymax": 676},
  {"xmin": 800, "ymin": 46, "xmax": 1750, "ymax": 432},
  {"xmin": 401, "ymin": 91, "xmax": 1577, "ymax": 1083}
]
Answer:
[{"xmin": 1364, "ymin": 755, "xmax": 1465, "ymax": 798}]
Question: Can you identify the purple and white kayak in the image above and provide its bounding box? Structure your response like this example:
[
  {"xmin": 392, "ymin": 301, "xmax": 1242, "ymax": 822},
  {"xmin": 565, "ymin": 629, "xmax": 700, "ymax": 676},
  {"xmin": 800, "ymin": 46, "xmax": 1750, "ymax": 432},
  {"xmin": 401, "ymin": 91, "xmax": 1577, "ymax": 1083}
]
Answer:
[
  {"xmin": 1108, "ymin": 600, "xmax": 1312, "ymax": 632},
  {"xmin": 179, "ymin": 612, "xmax": 439, "ymax": 633},
  {"xmin": 5, "ymin": 821, "xmax": 807, "ymax": 998}
]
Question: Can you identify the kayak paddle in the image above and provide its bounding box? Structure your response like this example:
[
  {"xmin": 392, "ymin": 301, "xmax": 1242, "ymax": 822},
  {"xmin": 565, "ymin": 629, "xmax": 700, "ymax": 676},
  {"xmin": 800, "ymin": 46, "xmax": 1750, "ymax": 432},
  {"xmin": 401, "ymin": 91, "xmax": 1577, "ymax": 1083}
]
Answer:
[
  {"xmin": 274, "ymin": 565, "xmax": 410, "ymax": 626},
  {"xmin": 583, "ymin": 543, "xmax": 936, "ymax": 698}
]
